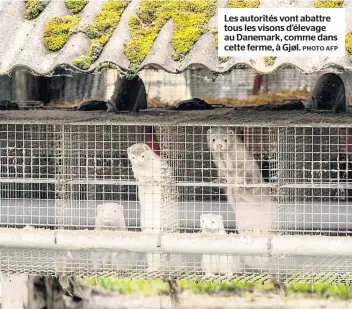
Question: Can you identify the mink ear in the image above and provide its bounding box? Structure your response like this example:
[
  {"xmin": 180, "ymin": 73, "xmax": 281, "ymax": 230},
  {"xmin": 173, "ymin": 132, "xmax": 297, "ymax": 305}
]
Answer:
[
  {"xmin": 228, "ymin": 129, "xmax": 234, "ymax": 134},
  {"xmin": 207, "ymin": 128, "xmax": 212, "ymax": 134},
  {"xmin": 96, "ymin": 204, "xmax": 103, "ymax": 212},
  {"xmin": 127, "ymin": 147, "xmax": 131, "ymax": 154},
  {"xmin": 143, "ymin": 144, "xmax": 149, "ymax": 150}
]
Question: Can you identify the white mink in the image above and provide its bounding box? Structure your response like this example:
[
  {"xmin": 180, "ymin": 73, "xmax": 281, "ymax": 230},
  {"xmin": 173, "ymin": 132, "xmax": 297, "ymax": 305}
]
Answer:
[
  {"xmin": 200, "ymin": 213, "xmax": 242, "ymax": 278},
  {"xmin": 207, "ymin": 127, "xmax": 276, "ymax": 236},
  {"xmin": 207, "ymin": 127, "xmax": 263, "ymax": 184},
  {"xmin": 95, "ymin": 203, "xmax": 127, "ymax": 231},
  {"xmin": 127, "ymin": 143, "xmax": 171, "ymax": 233},
  {"xmin": 127, "ymin": 143, "xmax": 178, "ymax": 272},
  {"xmin": 207, "ymin": 128, "xmax": 275, "ymax": 272},
  {"xmin": 227, "ymin": 189, "xmax": 274, "ymax": 272},
  {"xmin": 92, "ymin": 203, "xmax": 126, "ymax": 271},
  {"xmin": 127, "ymin": 143, "xmax": 171, "ymax": 183},
  {"xmin": 227, "ymin": 186, "xmax": 276, "ymax": 236}
]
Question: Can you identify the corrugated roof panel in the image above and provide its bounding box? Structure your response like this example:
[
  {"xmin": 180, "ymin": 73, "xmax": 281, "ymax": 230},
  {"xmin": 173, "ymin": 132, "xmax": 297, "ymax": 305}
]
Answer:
[{"xmin": 0, "ymin": 0, "xmax": 351, "ymax": 75}]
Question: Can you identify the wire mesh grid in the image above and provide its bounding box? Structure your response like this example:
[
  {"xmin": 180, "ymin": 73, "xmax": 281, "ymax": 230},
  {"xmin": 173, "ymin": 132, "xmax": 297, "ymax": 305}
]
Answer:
[
  {"xmin": 277, "ymin": 126, "xmax": 352, "ymax": 235},
  {"xmin": 0, "ymin": 116, "xmax": 351, "ymax": 282},
  {"xmin": 1, "ymin": 248, "xmax": 352, "ymax": 284}
]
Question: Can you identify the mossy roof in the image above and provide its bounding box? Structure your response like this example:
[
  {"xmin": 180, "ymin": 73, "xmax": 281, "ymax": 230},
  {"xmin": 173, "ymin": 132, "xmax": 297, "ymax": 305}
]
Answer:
[{"xmin": 0, "ymin": 0, "xmax": 351, "ymax": 75}]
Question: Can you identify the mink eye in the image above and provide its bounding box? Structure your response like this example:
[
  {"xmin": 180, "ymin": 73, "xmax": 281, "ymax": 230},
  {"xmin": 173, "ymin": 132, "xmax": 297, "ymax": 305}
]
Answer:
[
  {"xmin": 224, "ymin": 139, "xmax": 227, "ymax": 143},
  {"xmin": 212, "ymin": 139, "xmax": 215, "ymax": 142},
  {"xmin": 141, "ymin": 155, "xmax": 144, "ymax": 158},
  {"xmin": 211, "ymin": 220, "xmax": 214, "ymax": 224}
]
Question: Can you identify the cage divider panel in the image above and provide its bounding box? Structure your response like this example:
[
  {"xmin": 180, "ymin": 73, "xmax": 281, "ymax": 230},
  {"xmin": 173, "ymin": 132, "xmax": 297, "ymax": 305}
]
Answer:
[
  {"xmin": 276, "ymin": 126, "xmax": 346, "ymax": 234},
  {"xmin": 268, "ymin": 127, "xmax": 280, "ymax": 232},
  {"xmin": 54, "ymin": 125, "xmax": 68, "ymax": 227},
  {"xmin": 158, "ymin": 125, "xmax": 183, "ymax": 274}
]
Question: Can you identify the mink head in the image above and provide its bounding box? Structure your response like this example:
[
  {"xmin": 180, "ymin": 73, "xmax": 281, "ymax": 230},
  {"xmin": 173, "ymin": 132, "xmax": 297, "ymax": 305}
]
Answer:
[
  {"xmin": 96, "ymin": 203, "xmax": 125, "ymax": 229},
  {"xmin": 200, "ymin": 213, "xmax": 225, "ymax": 232},
  {"xmin": 207, "ymin": 127, "xmax": 235, "ymax": 152},
  {"xmin": 127, "ymin": 143, "xmax": 155, "ymax": 166}
]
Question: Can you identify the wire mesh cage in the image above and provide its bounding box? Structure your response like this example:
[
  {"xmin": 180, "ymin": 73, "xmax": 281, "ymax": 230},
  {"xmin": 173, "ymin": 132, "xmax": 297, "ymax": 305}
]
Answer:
[
  {"xmin": 0, "ymin": 109, "xmax": 351, "ymax": 283},
  {"xmin": 0, "ymin": 0, "xmax": 352, "ymax": 299}
]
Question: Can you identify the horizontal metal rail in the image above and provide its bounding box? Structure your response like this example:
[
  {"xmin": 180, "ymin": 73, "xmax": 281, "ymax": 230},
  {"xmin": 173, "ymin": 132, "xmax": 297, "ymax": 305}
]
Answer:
[
  {"xmin": 0, "ymin": 177, "xmax": 350, "ymax": 189},
  {"xmin": 0, "ymin": 228, "xmax": 351, "ymax": 257}
]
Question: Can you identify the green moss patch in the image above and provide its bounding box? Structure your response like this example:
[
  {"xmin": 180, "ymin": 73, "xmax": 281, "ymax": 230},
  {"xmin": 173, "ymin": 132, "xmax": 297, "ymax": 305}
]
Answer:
[
  {"xmin": 72, "ymin": 0, "xmax": 129, "ymax": 70},
  {"xmin": 83, "ymin": 278, "xmax": 272, "ymax": 296},
  {"xmin": 85, "ymin": 0, "xmax": 129, "ymax": 45},
  {"xmin": 124, "ymin": 0, "xmax": 216, "ymax": 70},
  {"xmin": 93, "ymin": 62, "xmax": 119, "ymax": 72},
  {"xmin": 25, "ymin": 0, "xmax": 50, "ymax": 20},
  {"xmin": 264, "ymin": 56, "xmax": 276, "ymax": 67},
  {"xmin": 345, "ymin": 32, "xmax": 352, "ymax": 62},
  {"xmin": 72, "ymin": 55, "xmax": 92, "ymax": 70},
  {"xmin": 82, "ymin": 278, "xmax": 352, "ymax": 300},
  {"xmin": 314, "ymin": 0, "xmax": 344, "ymax": 8},
  {"xmin": 43, "ymin": 15, "xmax": 80, "ymax": 51},
  {"xmin": 228, "ymin": 0, "xmax": 260, "ymax": 8},
  {"xmin": 65, "ymin": 0, "xmax": 88, "ymax": 14},
  {"xmin": 43, "ymin": 0, "xmax": 128, "ymax": 69}
]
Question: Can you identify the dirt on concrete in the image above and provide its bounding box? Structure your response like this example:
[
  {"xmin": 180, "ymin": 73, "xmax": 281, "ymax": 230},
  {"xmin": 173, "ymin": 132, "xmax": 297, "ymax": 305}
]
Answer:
[{"xmin": 1, "ymin": 107, "xmax": 352, "ymax": 127}]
